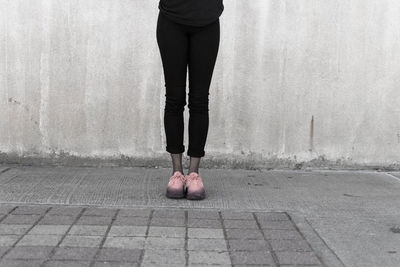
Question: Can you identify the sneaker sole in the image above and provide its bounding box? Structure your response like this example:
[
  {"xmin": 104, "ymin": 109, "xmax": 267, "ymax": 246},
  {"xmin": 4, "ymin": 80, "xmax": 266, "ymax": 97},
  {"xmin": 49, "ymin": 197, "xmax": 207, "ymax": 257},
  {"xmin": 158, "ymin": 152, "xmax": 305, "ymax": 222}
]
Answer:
[
  {"xmin": 186, "ymin": 191, "xmax": 206, "ymax": 200},
  {"xmin": 166, "ymin": 190, "xmax": 185, "ymax": 199}
]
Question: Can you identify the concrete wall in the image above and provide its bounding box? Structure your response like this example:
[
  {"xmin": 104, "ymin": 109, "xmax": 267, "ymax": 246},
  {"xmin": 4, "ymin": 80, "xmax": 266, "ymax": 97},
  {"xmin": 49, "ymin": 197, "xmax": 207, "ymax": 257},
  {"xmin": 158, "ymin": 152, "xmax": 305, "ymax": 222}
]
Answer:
[{"xmin": 1, "ymin": 0, "xmax": 400, "ymax": 169}]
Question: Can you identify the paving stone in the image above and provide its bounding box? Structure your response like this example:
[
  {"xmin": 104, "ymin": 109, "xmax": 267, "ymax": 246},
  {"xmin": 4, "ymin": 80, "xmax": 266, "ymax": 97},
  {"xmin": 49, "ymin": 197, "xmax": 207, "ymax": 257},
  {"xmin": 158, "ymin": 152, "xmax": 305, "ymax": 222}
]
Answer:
[
  {"xmin": 103, "ymin": 236, "xmax": 145, "ymax": 249},
  {"xmin": 144, "ymin": 237, "xmax": 185, "ymax": 250},
  {"xmin": 269, "ymin": 239, "xmax": 312, "ymax": 252},
  {"xmin": 38, "ymin": 215, "xmax": 77, "ymax": 225},
  {"xmin": 51, "ymin": 247, "xmax": 98, "ymax": 260},
  {"xmin": 225, "ymin": 228, "xmax": 264, "ymax": 240},
  {"xmin": 76, "ymin": 216, "xmax": 113, "ymax": 225},
  {"xmin": 16, "ymin": 234, "xmax": 63, "ymax": 246},
  {"xmin": 93, "ymin": 262, "xmax": 139, "ymax": 267},
  {"xmin": 147, "ymin": 226, "xmax": 185, "ymax": 238},
  {"xmin": 0, "ymin": 259, "xmax": 45, "ymax": 267},
  {"xmin": 96, "ymin": 247, "xmax": 142, "ymax": 262},
  {"xmin": 275, "ymin": 251, "xmax": 322, "ymax": 265},
  {"xmin": 262, "ymin": 229, "xmax": 303, "ymax": 240},
  {"xmin": 230, "ymin": 250, "xmax": 275, "ymax": 265},
  {"xmin": 188, "ymin": 238, "xmax": 227, "ymax": 251},
  {"xmin": 152, "ymin": 209, "xmax": 185, "ymax": 218},
  {"xmin": 68, "ymin": 225, "xmax": 108, "ymax": 236},
  {"xmin": 83, "ymin": 208, "xmax": 118, "ymax": 217},
  {"xmin": 0, "ymin": 235, "xmax": 20, "ymax": 246},
  {"xmin": 227, "ymin": 239, "xmax": 268, "ymax": 251},
  {"xmin": 0, "ymin": 224, "xmax": 31, "ymax": 235},
  {"xmin": 47, "ymin": 207, "xmax": 83, "ymax": 216},
  {"xmin": 188, "ymin": 228, "xmax": 224, "ymax": 239},
  {"xmin": 258, "ymin": 220, "xmax": 296, "ymax": 230},
  {"xmin": 42, "ymin": 260, "xmax": 91, "ymax": 267},
  {"xmin": 113, "ymin": 216, "xmax": 149, "ymax": 226},
  {"xmin": 142, "ymin": 248, "xmax": 185, "ymax": 264},
  {"xmin": 189, "ymin": 250, "xmax": 231, "ymax": 265},
  {"xmin": 60, "ymin": 235, "xmax": 103, "ymax": 248},
  {"xmin": 187, "ymin": 218, "xmax": 222, "ymax": 228},
  {"xmin": 11, "ymin": 206, "xmax": 49, "ymax": 215},
  {"xmin": 0, "ymin": 206, "xmax": 16, "ymax": 215},
  {"xmin": 108, "ymin": 226, "xmax": 147, "ymax": 237},
  {"xmin": 4, "ymin": 246, "xmax": 53, "ymax": 259},
  {"xmin": 255, "ymin": 212, "xmax": 289, "ymax": 221},
  {"xmin": 118, "ymin": 209, "xmax": 151, "ymax": 218},
  {"xmin": 150, "ymin": 217, "xmax": 185, "ymax": 227},
  {"xmin": 221, "ymin": 211, "xmax": 254, "ymax": 220},
  {"xmin": 187, "ymin": 210, "xmax": 219, "ymax": 219},
  {"xmin": 1, "ymin": 214, "xmax": 41, "ymax": 224},
  {"xmin": 28, "ymin": 225, "xmax": 70, "ymax": 235},
  {"xmin": 223, "ymin": 219, "xmax": 258, "ymax": 229}
]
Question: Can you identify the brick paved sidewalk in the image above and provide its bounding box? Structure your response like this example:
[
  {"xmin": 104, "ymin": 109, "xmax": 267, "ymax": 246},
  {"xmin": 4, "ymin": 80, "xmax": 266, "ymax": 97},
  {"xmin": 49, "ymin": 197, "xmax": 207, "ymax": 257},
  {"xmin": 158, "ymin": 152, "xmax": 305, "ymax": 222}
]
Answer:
[{"xmin": 0, "ymin": 204, "xmax": 323, "ymax": 267}]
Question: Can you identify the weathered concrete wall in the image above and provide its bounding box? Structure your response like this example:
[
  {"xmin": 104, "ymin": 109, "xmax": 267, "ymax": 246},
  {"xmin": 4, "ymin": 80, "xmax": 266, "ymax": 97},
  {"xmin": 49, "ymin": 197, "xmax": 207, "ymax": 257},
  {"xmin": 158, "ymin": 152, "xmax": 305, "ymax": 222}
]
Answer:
[{"xmin": 1, "ymin": 0, "xmax": 400, "ymax": 169}]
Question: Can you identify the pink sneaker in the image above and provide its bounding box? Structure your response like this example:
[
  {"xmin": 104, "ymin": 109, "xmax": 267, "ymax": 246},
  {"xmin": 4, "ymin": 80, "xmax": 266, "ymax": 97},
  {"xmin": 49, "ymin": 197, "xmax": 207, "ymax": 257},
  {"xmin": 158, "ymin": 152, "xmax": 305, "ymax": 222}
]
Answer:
[
  {"xmin": 185, "ymin": 172, "xmax": 206, "ymax": 200},
  {"xmin": 166, "ymin": 171, "xmax": 186, "ymax": 199}
]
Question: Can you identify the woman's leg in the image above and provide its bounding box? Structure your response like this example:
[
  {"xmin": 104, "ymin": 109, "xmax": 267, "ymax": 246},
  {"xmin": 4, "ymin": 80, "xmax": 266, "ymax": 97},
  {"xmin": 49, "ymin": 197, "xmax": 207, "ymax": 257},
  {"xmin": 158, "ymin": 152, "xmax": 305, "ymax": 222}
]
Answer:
[
  {"xmin": 187, "ymin": 19, "xmax": 221, "ymax": 163},
  {"xmin": 156, "ymin": 12, "xmax": 189, "ymax": 174}
]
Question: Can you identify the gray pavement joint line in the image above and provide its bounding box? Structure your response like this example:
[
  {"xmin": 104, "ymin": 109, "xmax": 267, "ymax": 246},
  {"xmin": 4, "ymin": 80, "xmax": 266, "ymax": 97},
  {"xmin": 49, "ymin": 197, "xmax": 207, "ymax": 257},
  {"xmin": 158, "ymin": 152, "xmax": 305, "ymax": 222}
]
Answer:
[
  {"xmin": 0, "ymin": 206, "xmax": 52, "ymax": 261},
  {"xmin": 0, "ymin": 167, "xmax": 11, "ymax": 175},
  {"xmin": 184, "ymin": 210, "xmax": 189, "ymax": 267},
  {"xmin": 383, "ymin": 172, "xmax": 400, "ymax": 183},
  {"xmin": 138, "ymin": 209, "xmax": 154, "ymax": 267},
  {"xmin": 285, "ymin": 213, "xmax": 327, "ymax": 267},
  {"xmin": 0, "ymin": 205, "xmax": 18, "ymax": 224},
  {"xmin": 0, "ymin": 205, "xmax": 19, "ymax": 260},
  {"xmin": 299, "ymin": 217, "xmax": 346, "ymax": 267},
  {"xmin": 252, "ymin": 212, "xmax": 280, "ymax": 266},
  {"xmin": 41, "ymin": 207, "xmax": 87, "ymax": 267},
  {"xmin": 89, "ymin": 208, "xmax": 121, "ymax": 267},
  {"xmin": 217, "ymin": 211, "xmax": 234, "ymax": 267}
]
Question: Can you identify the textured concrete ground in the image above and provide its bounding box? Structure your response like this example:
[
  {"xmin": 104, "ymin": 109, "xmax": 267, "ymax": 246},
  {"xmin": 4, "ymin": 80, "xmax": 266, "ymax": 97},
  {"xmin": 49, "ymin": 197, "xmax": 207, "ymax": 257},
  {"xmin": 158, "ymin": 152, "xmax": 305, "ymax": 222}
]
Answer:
[{"xmin": 0, "ymin": 165, "xmax": 399, "ymax": 266}]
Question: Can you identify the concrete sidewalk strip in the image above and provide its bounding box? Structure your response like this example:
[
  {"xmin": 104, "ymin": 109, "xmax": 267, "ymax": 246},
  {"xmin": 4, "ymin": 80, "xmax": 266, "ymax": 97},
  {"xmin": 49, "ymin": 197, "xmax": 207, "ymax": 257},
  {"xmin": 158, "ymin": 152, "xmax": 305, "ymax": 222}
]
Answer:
[{"xmin": 0, "ymin": 204, "xmax": 325, "ymax": 266}]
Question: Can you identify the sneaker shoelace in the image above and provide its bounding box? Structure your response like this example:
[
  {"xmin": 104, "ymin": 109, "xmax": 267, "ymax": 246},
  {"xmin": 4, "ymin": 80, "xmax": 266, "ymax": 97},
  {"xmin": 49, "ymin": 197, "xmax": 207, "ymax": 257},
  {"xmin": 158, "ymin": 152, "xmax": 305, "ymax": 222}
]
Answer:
[
  {"xmin": 169, "ymin": 172, "xmax": 185, "ymax": 185},
  {"xmin": 186, "ymin": 173, "xmax": 202, "ymax": 186}
]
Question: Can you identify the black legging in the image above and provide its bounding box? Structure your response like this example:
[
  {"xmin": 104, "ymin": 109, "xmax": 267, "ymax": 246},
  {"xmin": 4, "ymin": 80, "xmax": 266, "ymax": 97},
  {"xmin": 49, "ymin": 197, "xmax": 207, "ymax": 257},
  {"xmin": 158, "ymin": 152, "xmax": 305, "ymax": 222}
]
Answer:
[{"xmin": 156, "ymin": 11, "xmax": 220, "ymax": 157}]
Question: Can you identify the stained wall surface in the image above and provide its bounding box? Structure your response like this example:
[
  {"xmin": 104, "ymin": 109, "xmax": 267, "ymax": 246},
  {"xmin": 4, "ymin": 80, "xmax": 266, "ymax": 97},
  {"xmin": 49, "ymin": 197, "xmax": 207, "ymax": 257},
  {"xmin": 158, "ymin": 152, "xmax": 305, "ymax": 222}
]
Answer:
[{"xmin": 1, "ymin": 0, "xmax": 399, "ymax": 167}]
